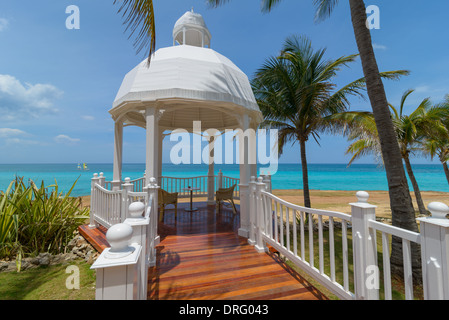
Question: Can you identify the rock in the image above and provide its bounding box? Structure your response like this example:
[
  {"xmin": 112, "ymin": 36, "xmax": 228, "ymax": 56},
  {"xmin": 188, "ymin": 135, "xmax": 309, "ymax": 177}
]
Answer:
[
  {"xmin": 38, "ymin": 253, "xmax": 51, "ymax": 266},
  {"xmin": 0, "ymin": 230, "xmax": 100, "ymax": 273}
]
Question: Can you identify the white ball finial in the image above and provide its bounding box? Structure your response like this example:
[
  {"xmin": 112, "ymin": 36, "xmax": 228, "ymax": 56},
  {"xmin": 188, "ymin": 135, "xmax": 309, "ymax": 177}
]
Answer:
[
  {"xmin": 128, "ymin": 202, "xmax": 145, "ymax": 218},
  {"xmin": 105, "ymin": 223, "xmax": 134, "ymax": 258},
  {"xmin": 356, "ymin": 191, "xmax": 369, "ymax": 203},
  {"xmin": 427, "ymin": 202, "xmax": 449, "ymax": 219}
]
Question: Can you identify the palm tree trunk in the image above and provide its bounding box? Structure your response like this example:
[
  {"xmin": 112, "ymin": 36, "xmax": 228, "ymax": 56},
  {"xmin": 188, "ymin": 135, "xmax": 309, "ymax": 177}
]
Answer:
[
  {"xmin": 299, "ymin": 138, "xmax": 311, "ymax": 208},
  {"xmin": 348, "ymin": 0, "xmax": 421, "ymax": 282},
  {"xmin": 442, "ymin": 161, "xmax": 449, "ymax": 185},
  {"xmin": 403, "ymin": 155, "xmax": 427, "ymax": 216}
]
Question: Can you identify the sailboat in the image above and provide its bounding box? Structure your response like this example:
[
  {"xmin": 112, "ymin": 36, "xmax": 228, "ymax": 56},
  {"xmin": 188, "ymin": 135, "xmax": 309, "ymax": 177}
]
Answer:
[{"xmin": 77, "ymin": 163, "xmax": 89, "ymax": 171}]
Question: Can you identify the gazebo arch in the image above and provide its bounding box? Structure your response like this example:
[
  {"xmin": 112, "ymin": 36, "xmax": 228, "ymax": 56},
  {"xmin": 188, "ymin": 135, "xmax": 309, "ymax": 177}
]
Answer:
[{"xmin": 107, "ymin": 9, "xmax": 263, "ymax": 238}]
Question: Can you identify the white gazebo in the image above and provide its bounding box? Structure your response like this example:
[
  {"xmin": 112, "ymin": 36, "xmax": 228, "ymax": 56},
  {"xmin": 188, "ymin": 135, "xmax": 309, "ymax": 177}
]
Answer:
[{"xmin": 106, "ymin": 9, "xmax": 263, "ymax": 238}]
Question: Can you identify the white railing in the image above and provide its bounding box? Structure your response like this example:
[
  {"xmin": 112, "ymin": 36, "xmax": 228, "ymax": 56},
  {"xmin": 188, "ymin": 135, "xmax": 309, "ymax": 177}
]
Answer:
[
  {"xmin": 250, "ymin": 176, "xmax": 354, "ymax": 300},
  {"xmin": 91, "ymin": 177, "xmax": 159, "ymax": 300},
  {"xmin": 90, "ymin": 175, "xmax": 149, "ymax": 229},
  {"xmin": 129, "ymin": 177, "xmax": 146, "ymax": 192},
  {"xmin": 91, "ymin": 184, "xmax": 123, "ymax": 229},
  {"xmin": 368, "ymin": 220, "xmax": 421, "ymax": 300},
  {"xmin": 160, "ymin": 175, "xmax": 208, "ymax": 198},
  {"xmin": 100, "ymin": 171, "xmax": 244, "ymax": 202},
  {"xmin": 249, "ymin": 175, "xmax": 449, "ymax": 300}
]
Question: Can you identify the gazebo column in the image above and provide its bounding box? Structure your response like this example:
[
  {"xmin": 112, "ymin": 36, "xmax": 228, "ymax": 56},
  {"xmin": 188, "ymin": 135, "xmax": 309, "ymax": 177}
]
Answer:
[
  {"xmin": 158, "ymin": 128, "xmax": 164, "ymax": 184},
  {"xmin": 238, "ymin": 114, "xmax": 251, "ymax": 238},
  {"xmin": 112, "ymin": 121, "xmax": 123, "ymax": 191},
  {"xmin": 250, "ymin": 124, "xmax": 258, "ymax": 179},
  {"xmin": 207, "ymin": 136, "xmax": 215, "ymax": 205},
  {"xmin": 145, "ymin": 107, "xmax": 160, "ymax": 185}
]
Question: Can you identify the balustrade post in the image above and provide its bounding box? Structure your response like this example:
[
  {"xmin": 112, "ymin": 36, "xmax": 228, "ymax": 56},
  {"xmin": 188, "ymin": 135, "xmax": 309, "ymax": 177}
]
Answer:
[
  {"xmin": 264, "ymin": 173, "xmax": 272, "ymax": 193},
  {"xmin": 89, "ymin": 173, "xmax": 100, "ymax": 228},
  {"xmin": 248, "ymin": 176, "xmax": 257, "ymax": 246},
  {"xmin": 255, "ymin": 176, "xmax": 268, "ymax": 253},
  {"xmin": 124, "ymin": 202, "xmax": 149, "ymax": 300},
  {"xmin": 98, "ymin": 172, "xmax": 106, "ymax": 188},
  {"xmin": 217, "ymin": 169, "xmax": 223, "ymax": 189},
  {"xmin": 207, "ymin": 166, "xmax": 215, "ymax": 205},
  {"xmin": 146, "ymin": 177, "xmax": 159, "ymax": 266},
  {"xmin": 350, "ymin": 191, "xmax": 379, "ymax": 300},
  {"xmin": 121, "ymin": 178, "xmax": 133, "ymax": 222},
  {"xmin": 417, "ymin": 202, "xmax": 449, "ymax": 300},
  {"xmin": 91, "ymin": 223, "xmax": 143, "ymax": 300}
]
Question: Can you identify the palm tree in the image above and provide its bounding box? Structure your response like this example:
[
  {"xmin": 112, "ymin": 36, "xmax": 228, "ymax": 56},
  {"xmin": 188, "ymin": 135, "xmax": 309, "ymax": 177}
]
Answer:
[
  {"xmin": 421, "ymin": 95, "xmax": 449, "ymax": 185},
  {"xmin": 422, "ymin": 137, "xmax": 449, "ymax": 185},
  {"xmin": 334, "ymin": 90, "xmax": 446, "ymax": 216},
  {"xmin": 253, "ymin": 35, "xmax": 408, "ymax": 208},
  {"xmin": 208, "ymin": 0, "xmax": 421, "ymax": 282},
  {"xmin": 114, "ymin": 0, "xmax": 156, "ymax": 63}
]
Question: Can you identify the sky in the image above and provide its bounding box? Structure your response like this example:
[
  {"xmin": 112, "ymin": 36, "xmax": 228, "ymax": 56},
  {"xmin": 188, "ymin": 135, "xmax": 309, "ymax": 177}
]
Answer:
[{"xmin": 0, "ymin": 0, "xmax": 448, "ymax": 165}]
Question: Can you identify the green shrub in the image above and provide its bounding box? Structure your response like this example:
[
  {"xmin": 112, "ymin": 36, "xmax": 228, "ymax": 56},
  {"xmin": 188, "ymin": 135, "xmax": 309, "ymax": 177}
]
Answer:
[{"xmin": 0, "ymin": 177, "xmax": 89, "ymax": 267}]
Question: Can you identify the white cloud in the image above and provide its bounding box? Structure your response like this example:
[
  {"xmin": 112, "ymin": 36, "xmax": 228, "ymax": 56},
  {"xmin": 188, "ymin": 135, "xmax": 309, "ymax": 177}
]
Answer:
[
  {"xmin": 0, "ymin": 128, "xmax": 48, "ymax": 146},
  {"xmin": 81, "ymin": 115, "xmax": 95, "ymax": 121},
  {"xmin": 0, "ymin": 74, "xmax": 63, "ymax": 120},
  {"xmin": 0, "ymin": 18, "xmax": 8, "ymax": 32},
  {"xmin": 415, "ymin": 85, "xmax": 431, "ymax": 93},
  {"xmin": 373, "ymin": 43, "xmax": 387, "ymax": 50},
  {"xmin": 0, "ymin": 128, "xmax": 26, "ymax": 138},
  {"xmin": 5, "ymin": 138, "xmax": 42, "ymax": 146},
  {"xmin": 54, "ymin": 134, "xmax": 80, "ymax": 144}
]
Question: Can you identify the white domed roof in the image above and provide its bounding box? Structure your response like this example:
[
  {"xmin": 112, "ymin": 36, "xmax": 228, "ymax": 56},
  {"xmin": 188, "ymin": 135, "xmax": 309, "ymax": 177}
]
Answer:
[
  {"xmin": 110, "ymin": 11, "xmax": 262, "ymax": 131},
  {"xmin": 111, "ymin": 45, "xmax": 262, "ymax": 130},
  {"xmin": 174, "ymin": 9, "xmax": 208, "ymax": 31},
  {"xmin": 173, "ymin": 9, "xmax": 211, "ymax": 48}
]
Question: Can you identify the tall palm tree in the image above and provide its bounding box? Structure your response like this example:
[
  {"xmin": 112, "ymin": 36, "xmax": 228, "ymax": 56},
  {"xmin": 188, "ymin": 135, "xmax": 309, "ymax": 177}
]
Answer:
[
  {"xmin": 208, "ymin": 0, "xmax": 421, "ymax": 282},
  {"xmin": 334, "ymin": 90, "xmax": 446, "ymax": 216},
  {"xmin": 114, "ymin": 0, "xmax": 156, "ymax": 63},
  {"xmin": 253, "ymin": 35, "xmax": 408, "ymax": 208}
]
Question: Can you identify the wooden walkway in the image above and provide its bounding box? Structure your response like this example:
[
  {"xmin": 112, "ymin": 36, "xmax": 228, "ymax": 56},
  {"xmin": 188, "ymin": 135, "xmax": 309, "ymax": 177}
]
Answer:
[{"xmin": 80, "ymin": 201, "xmax": 326, "ymax": 300}]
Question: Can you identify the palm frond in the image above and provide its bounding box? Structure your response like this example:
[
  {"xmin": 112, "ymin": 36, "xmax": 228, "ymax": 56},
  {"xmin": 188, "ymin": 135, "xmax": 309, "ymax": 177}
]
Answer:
[
  {"xmin": 114, "ymin": 0, "xmax": 156, "ymax": 64},
  {"xmin": 313, "ymin": 0, "xmax": 340, "ymax": 22}
]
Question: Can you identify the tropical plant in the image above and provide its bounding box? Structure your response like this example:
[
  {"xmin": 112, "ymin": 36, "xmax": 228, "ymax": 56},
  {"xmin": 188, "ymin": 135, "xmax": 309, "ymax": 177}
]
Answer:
[
  {"xmin": 332, "ymin": 90, "xmax": 448, "ymax": 216},
  {"xmin": 252, "ymin": 34, "xmax": 408, "ymax": 208},
  {"xmin": 207, "ymin": 0, "xmax": 421, "ymax": 281},
  {"xmin": 0, "ymin": 177, "xmax": 89, "ymax": 270}
]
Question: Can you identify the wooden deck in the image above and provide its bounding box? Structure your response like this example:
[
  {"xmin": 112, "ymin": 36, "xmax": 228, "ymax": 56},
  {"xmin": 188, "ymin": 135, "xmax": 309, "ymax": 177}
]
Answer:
[{"xmin": 80, "ymin": 201, "xmax": 326, "ymax": 300}]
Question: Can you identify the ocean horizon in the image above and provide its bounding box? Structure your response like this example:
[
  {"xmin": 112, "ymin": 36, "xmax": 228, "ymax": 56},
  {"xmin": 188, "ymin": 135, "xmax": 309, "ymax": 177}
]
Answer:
[{"xmin": 1, "ymin": 163, "xmax": 448, "ymax": 197}]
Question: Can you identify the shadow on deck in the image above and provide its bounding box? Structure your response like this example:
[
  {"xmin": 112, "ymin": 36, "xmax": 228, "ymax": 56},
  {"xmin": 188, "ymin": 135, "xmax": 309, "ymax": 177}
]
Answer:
[{"xmin": 79, "ymin": 201, "xmax": 327, "ymax": 300}]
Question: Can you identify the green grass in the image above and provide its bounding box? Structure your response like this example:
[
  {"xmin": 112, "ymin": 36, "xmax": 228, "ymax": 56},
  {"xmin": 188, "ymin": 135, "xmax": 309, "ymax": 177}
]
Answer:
[{"xmin": 0, "ymin": 260, "xmax": 95, "ymax": 300}]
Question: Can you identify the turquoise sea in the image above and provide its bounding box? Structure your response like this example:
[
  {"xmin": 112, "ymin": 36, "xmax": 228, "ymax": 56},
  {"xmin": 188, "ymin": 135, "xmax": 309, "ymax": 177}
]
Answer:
[{"xmin": 0, "ymin": 163, "xmax": 448, "ymax": 197}]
